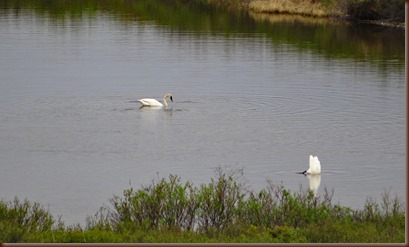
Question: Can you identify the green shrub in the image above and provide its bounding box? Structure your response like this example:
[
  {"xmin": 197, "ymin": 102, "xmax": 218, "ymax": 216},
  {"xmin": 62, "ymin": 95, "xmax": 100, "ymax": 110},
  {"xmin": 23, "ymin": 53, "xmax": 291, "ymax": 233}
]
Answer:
[
  {"xmin": 107, "ymin": 174, "xmax": 198, "ymax": 231},
  {"xmin": 0, "ymin": 198, "xmax": 55, "ymax": 242},
  {"xmin": 195, "ymin": 167, "xmax": 245, "ymax": 234},
  {"xmin": 0, "ymin": 169, "xmax": 405, "ymax": 243}
]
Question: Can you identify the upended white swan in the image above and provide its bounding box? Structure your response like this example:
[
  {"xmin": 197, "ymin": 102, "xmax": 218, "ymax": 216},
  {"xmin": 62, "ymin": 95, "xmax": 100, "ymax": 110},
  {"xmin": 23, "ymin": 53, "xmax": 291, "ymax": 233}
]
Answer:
[
  {"xmin": 298, "ymin": 155, "xmax": 321, "ymax": 175},
  {"xmin": 137, "ymin": 94, "xmax": 173, "ymax": 107}
]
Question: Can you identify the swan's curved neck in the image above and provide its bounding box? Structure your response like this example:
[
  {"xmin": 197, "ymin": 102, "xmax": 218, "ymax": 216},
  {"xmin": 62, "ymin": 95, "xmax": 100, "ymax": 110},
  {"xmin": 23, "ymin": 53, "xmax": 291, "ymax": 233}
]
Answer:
[{"xmin": 163, "ymin": 96, "xmax": 168, "ymax": 106}]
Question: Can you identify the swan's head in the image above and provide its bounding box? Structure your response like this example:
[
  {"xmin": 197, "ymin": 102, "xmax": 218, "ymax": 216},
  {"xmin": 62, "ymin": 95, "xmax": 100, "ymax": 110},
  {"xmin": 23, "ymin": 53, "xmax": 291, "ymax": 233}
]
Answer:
[{"xmin": 164, "ymin": 94, "xmax": 173, "ymax": 102}]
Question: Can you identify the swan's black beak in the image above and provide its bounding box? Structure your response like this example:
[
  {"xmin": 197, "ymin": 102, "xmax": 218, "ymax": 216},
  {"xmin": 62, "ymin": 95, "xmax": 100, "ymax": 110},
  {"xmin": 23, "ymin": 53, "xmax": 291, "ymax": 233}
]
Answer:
[
  {"xmin": 297, "ymin": 170, "xmax": 307, "ymax": 176},
  {"xmin": 170, "ymin": 96, "xmax": 173, "ymax": 102}
]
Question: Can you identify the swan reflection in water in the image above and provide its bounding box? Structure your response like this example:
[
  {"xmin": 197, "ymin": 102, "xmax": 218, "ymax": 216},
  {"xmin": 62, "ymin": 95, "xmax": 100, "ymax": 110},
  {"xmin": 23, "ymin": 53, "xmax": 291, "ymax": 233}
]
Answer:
[
  {"xmin": 138, "ymin": 105, "xmax": 173, "ymax": 116},
  {"xmin": 138, "ymin": 105, "xmax": 174, "ymax": 123},
  {"xmin": 306, "ymin": 174, "xmax": 321, "ymax": 196},
  {"xmin": 139, "ymin": 105, "xmax": 166, "ymax": 110}
]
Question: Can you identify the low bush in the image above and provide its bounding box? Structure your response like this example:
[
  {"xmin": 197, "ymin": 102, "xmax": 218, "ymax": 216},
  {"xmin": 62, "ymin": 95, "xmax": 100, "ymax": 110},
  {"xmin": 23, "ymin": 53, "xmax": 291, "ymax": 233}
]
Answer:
[
  {"xmin": 105, "ymin": 174, "xmax": 198, "ymax": 231},
  {"xmin": 0, "ymin": 168, "xmax": 405, "ymax": 243},
  {"xmin": 0, "ymin": 198, "xmax": 55, "ymax": 242}
]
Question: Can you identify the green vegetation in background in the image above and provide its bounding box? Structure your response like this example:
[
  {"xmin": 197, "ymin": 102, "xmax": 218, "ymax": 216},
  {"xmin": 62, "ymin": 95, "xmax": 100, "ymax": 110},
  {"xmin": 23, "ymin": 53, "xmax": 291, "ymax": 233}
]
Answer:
[
  {"xmin": 0, "ymin": 168, "xmax": 405, "ymax": 243},
  {"xmin": 2, "ymin": 0, "xmax": 404, "ymax": 23},
  {"xmin": 0, "ymin": 0, "xmax": 404, "ymax": 72},
  {"xmin": 340, "ymin": 0, "xmax": 404, "ymax": 22},
  {"xmin": 204, "ymin": 0, "xmax": 405, "ymax": 23}
]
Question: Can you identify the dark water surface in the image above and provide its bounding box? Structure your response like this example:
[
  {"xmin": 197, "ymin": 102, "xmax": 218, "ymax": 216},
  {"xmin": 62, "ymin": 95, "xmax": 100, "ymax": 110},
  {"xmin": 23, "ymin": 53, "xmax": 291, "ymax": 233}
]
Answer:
[{"xmin": 0, "ymin": 1, "xmax": 405, "ymax": 226}]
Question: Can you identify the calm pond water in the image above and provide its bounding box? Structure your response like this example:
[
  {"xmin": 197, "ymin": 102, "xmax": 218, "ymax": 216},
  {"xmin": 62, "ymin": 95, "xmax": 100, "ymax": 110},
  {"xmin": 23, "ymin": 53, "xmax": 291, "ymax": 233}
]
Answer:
[{"xmin": 0, "ymin": 1, "xmax": 405, "ymax": 226}]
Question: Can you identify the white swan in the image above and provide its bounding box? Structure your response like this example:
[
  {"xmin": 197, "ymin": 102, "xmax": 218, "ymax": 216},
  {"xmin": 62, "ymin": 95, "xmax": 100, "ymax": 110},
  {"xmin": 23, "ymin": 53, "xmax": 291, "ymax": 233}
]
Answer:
[
  {"xmin": 298, "ymin": 155, "xmax": 321, "ymax": 175},
  {"xmin": 137, "ymin": 94, "xmax": 173, "ymax": 107}
]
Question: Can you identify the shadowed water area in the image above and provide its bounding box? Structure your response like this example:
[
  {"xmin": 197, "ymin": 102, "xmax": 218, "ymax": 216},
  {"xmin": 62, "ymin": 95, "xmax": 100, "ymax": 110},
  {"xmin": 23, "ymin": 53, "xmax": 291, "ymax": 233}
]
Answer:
[{"xmin": 0, "ymin": 0, "xmax": 405, "ymax": 226}]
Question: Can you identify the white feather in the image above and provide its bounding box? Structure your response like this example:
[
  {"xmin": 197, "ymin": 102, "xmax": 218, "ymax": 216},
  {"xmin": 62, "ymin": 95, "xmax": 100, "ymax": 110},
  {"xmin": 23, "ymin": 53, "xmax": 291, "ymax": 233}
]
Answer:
[
  {"xmin": 137, "ymin": 93, "xmax": 173, "ymax": 107},
  {"xmin": 306, "ymin": 155, "xmax": 321, "ymax": 174}
]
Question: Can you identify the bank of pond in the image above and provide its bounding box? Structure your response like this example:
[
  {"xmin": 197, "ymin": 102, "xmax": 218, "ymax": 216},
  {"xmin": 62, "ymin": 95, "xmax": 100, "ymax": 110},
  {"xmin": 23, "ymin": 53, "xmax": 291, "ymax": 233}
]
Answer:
[
  {"xmin": 207, "ymin": 0, "xmax": 404, "ymax": 28},
  {"xmin": 1, "ymin": 0, "xmax": 404, "ymax": 67},
  {"xmin": 0, "ymin": 169, "xmax": 405, "ymax": 243}
]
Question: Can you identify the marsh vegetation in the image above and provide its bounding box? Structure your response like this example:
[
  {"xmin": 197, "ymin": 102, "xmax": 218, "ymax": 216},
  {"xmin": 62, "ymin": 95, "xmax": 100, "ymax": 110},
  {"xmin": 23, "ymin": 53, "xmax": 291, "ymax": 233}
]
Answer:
[
  {"xmin": 0, "ymin": 169, "xmax": 405, "ymax": 243},
  {"xmin": 204, "ymin": 0, "xmax": 405, "ymax": 25}
]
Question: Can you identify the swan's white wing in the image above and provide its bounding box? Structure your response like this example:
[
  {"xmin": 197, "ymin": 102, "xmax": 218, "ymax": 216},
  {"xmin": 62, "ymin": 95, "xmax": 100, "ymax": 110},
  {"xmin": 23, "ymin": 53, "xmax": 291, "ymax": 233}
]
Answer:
[{"xmin": 138, "ymin": 98, "xmax": 163, "ymax": 106}]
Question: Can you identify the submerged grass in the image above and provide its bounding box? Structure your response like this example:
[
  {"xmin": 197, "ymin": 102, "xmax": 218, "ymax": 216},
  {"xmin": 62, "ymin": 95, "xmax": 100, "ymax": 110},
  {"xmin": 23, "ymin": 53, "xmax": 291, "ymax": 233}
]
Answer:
[{"xmin": 0, "ymin": 168, "xmax": 405, "ymax": 243}]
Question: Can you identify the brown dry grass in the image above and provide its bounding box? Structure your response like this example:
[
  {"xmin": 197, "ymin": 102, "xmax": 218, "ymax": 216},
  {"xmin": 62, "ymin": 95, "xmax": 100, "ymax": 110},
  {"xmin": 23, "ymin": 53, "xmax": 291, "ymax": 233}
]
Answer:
[
  {"xmin": 248, "ymin": 0, "xmax": 334, "ymax": 17},
  {"xmin": 248, "ymin": 11, "xmax": 333, "ymax": 25}
]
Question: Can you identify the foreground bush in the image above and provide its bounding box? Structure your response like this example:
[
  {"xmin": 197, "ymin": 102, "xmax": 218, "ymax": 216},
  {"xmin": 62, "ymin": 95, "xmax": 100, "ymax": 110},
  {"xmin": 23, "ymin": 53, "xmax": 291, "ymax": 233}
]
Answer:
[
  {"xmin": 0, "ymin": 198, "xmax": 55, "ymax": 242},
  {"xmin": 0, "ymin": 168, "xmax": 405, "ymax": 243}
]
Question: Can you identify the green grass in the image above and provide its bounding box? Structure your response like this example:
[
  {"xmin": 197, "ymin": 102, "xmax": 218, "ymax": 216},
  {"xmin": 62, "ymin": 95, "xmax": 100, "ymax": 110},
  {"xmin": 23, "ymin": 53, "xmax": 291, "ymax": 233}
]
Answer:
[
  {"xmin": 0, "ymin": 168, "xmax": 405, "ymax": 243},
  {"xmin": 4, "ymin": 0, "xmax": 403, "ymax": 23}
]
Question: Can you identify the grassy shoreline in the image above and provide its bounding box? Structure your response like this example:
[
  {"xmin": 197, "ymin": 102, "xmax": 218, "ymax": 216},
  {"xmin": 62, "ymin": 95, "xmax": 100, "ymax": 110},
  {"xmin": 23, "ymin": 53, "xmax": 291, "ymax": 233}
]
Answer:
[
  {"xmin": 207, "ymin": 0, "xmax": 405, "ymax": 28},
  {"xmin": 0, "ymin": 169, "xmax": 405, "ymax": 243}
]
